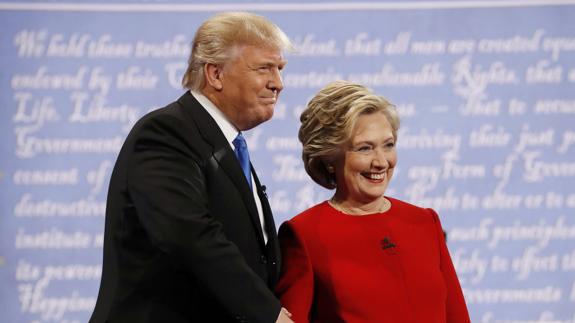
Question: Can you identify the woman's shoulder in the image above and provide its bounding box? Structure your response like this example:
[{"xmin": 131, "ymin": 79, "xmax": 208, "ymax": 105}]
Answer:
[
  {"xmin": 388, "ymin": 196, "xmax": 424, "ymax": 210},
  {"xmin": 290, "ymin": 200, "xmax": 330, "ymax": 221},
  {"xmin": 388, "ymin": 197, "xmax": 439, "ymax": 223},
  {"xmin": 278, "ymin": 201, "xmax": 332, "ymax": 247},
  {"xmin": 280, "ymin": 200, "xmax": 334, "ymax": 231}
]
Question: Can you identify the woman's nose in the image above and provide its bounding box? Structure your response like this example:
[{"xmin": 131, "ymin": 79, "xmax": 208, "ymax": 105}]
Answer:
[{"xmin": 371, "ymin": 150, "xmax": 389, "ymax": 169}]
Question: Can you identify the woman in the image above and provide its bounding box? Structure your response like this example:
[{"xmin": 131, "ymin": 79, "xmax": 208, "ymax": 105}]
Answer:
[{"xmin": 276, "ymin": 81, "xmax": 470, "ymax": 323}]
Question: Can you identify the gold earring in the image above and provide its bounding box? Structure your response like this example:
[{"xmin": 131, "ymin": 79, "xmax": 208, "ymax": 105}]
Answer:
[{"xmin": 327, "ymin": 165, "xmax": 334, "ymax": 173}]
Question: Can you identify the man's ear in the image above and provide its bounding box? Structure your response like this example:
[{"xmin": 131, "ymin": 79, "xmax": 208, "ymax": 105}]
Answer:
[{"xmin": 204, "ymin": 63, "xmax": 224, "ymax": 90}]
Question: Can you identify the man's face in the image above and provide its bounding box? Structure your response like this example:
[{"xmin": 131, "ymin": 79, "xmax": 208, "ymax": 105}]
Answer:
[{"xmin": 217, "ymin": 45, "xmax": 287, "ymax": 131}]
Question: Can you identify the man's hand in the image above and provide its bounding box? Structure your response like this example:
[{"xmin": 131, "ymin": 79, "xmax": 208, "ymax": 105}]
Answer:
[{"xmin": 276, "ymin": 307, "xmax": 293, "ymax": 323}]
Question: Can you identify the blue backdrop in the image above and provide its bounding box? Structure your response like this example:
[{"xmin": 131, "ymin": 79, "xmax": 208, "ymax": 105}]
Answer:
[{"xmin": 1, "ymin": 1, "xmax": 575, "ymax": 322}]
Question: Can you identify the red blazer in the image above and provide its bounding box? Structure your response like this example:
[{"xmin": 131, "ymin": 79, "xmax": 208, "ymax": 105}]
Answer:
[{"xmin": 276, "ymin": 198, "xmax": 470, "ymax": 323}]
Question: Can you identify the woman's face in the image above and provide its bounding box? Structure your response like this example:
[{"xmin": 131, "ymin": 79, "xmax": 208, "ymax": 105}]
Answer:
[{"xmin": 334, "ymin": 112, "xmax": 397, "ymax": 205}]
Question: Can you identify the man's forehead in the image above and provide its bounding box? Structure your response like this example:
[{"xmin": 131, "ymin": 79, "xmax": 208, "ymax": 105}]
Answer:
[{"xmin": 233, "ymin": 44, "xmax": 285, "ymax": 59}]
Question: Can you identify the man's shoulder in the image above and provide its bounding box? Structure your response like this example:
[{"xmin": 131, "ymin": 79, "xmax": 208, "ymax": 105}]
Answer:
[
  {"xmin": 136, "ymin": 94, "xmax": 196, "ymax": 128},
  {"xmin": 120, "ymin": 95, "xmax": 213, "ymax": 156},
  {"xmin": 128, "ymin": 93, "xmax": 207, "ymax": 137}
]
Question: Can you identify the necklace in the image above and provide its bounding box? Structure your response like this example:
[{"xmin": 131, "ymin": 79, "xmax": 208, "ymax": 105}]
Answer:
[{"xmin": 329, "ymin": 197, "xmax": 390, "ymax": 215}]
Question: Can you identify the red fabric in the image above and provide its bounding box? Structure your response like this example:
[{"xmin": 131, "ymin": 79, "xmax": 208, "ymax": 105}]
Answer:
[{"xmin": 276, "ymin": 198, "xmax": 471, "ymax": 323}]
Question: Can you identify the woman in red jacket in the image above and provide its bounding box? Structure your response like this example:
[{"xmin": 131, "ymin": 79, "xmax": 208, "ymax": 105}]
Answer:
[{"xmin": 276, "ymin": 80, "xmax": 471, "ymax": 323}]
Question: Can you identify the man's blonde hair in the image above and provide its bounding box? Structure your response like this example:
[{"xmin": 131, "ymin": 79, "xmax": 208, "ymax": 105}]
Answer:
[
  {"xmin": 299, "ymin": 80, "xmax": 400, "ymax": 189},
  {"xmin": 182, "ymin": 12, "xmax": 292, "ymax": 91}
]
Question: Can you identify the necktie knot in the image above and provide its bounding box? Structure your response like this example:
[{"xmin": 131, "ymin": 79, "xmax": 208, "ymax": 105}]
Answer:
[
  {"xmin": 233, "ymin": 133, "xmax": 252, "ymax": 191},
  {"xmin": 233, "ymin": 134, "xmax": 247, "ymax": 149}
]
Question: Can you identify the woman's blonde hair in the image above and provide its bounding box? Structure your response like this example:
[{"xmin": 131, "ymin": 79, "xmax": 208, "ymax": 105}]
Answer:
[
  {"xmin": 182, "ymin": 12, "xmax": 292, "ymax": 91},
  {"xmin": 299, "ymin": 80, "xmax": 400, "ymax": 189}
]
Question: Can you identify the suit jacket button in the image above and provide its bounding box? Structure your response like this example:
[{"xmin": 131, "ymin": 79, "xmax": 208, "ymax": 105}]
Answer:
[{"xmin": 260, "ymin": 255, "xmax": 268, "ymax": 264}]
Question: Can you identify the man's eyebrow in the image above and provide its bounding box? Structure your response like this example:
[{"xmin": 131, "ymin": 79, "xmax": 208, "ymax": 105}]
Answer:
[{"xmin": 253, "ymin": 60, "xmax": 287, "ymax": 69}]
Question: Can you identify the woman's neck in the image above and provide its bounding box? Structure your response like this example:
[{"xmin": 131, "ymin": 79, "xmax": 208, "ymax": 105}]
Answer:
[{"xmin": 329, "ymin": 196, "xmax": 390, "ymax": 215}]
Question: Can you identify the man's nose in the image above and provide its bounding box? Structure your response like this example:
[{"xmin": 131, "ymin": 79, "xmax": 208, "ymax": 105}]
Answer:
[{"xmin": 268, "ymin": 68, "xmax": 284, "ymax": 93}]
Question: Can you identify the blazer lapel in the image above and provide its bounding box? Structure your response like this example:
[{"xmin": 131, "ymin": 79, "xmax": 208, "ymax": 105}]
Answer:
[{"xmin": 177, "ymin": 92, "xmax": 266, "ymax": 246}]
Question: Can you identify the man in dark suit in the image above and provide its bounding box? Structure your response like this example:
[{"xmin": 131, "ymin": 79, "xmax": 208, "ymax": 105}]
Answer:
[{"xmin": 90, "ymin": 12, "xmax": 293, "ymax": 323}]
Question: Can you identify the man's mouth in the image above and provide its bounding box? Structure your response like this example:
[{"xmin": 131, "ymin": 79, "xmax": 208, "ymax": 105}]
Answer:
[{"xmin": 261, "ymin": 96, "xmax": 277, "ymax": 104}]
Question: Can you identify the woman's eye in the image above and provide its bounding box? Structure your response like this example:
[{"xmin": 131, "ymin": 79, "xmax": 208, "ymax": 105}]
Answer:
[{"xmin": 357, "ymin": 146, "xmax": 372, "ymax": 152}]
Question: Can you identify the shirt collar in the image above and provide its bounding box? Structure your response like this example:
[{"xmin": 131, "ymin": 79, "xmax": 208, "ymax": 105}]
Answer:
[{"xmin": 191, "ymin": 90, "xmax": 238, "ymax": 148}]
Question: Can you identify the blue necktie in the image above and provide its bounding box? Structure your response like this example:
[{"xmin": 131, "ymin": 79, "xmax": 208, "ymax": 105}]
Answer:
[{"xmin": 233, "ymin": 133, "xmax": 252, "ymax": 191}]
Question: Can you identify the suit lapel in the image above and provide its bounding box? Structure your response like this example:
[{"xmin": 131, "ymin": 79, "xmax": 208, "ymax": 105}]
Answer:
[
  {"xmin": 177, "ymin": 92, "xmax": 266, "ymax": 247},
  {"xmin": 253, "ymin": 170, "xmax": 281, "ymax": 284},
  {"xmin": 253, "ymin": 169, "xmax": 277, "ymax": 239}
]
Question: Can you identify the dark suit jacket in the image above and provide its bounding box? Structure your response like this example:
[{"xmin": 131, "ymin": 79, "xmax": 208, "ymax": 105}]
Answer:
[{"xmin": 90, "ymin": 92, "xmax": 282, "ymax": 323}]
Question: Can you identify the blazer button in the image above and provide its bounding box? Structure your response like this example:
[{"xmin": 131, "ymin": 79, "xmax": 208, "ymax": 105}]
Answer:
[{"xmin": 260, "ymin": 255, "xmax": 268, "ymax": 264}]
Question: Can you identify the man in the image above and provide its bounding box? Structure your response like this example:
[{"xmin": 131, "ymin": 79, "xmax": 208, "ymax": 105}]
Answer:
[{"xmin": 90, "ymin": 12, "xmax": 293, "ymax": 323}]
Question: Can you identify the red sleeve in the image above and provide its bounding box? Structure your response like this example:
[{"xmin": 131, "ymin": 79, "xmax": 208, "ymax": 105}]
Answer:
[
  {"xmin": 275, "ymin": 221, "xmax": 314, "ymax": 323},
  {"xmin": 429, "ymin": 209, "xmax": 472, "ymax": 323}
]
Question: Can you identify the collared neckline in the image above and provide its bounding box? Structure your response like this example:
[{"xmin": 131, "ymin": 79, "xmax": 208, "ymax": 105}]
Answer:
[{"xmin": 191, "ymin": 90, "xmax": 238, "ymax": 149}]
